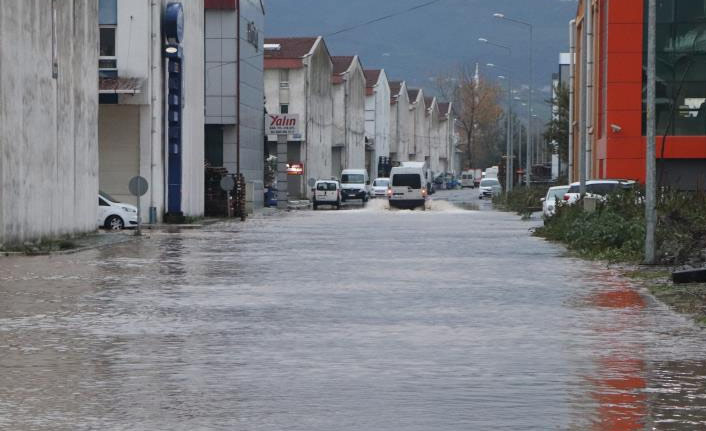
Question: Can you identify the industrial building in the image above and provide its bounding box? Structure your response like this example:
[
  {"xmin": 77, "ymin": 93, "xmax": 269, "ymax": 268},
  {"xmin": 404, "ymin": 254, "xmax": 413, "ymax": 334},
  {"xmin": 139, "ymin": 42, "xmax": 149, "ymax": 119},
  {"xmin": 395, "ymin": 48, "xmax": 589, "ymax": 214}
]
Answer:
[{"xmin": 570, "ymin": 0, "xmax": 706, "ymax": 189}]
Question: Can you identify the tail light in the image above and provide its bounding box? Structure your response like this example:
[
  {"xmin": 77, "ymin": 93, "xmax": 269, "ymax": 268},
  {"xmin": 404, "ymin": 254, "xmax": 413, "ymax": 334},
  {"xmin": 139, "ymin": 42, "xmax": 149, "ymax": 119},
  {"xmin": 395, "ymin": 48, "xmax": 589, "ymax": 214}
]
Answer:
[
  {"xmin": 387, "ymin": 187, "xmax": 393, "ymax": 197},
  {"xmin": 563, "ymin": 194, "xmax": 570, "ymax": 201},
  {"xmin": 422, "ymin": 188, "xmax": 428, "ymax": 197}
]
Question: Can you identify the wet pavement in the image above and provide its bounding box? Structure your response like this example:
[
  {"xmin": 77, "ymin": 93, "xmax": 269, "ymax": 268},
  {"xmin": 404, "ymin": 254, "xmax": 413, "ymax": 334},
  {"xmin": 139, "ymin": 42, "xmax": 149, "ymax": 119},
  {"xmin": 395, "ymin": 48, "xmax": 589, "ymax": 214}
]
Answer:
[{"xmin": 1, "ymin": 188, "xmax": 705, "ymax": 430}]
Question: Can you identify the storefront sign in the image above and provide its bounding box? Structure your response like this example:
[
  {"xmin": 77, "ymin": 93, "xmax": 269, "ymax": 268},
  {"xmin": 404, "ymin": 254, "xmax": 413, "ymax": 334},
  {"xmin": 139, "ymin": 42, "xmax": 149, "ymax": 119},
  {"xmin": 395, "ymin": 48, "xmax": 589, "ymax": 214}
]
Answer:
[
  {"xmin": 286, "ymin": 163, "xmax": 304, "ymax": 175},
  {"xmin": 266, "ymin": 114, "xmax": 300, "ymax": 135}
]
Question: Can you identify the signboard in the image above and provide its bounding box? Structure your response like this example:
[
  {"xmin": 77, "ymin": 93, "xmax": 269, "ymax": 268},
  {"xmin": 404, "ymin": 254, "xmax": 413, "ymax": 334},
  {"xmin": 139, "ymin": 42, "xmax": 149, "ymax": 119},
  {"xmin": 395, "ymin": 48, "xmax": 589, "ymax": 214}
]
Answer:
[
  {"xmin": 266, "ymin": 114, "xmax": 300, "ymax": 135},
  {"xmin": 129, "ymin": 176, "xmax": 149, "ymax": 197},
  {"xmin": 286, "ymin": 163, "xmax": 304, "ymax": 175}
]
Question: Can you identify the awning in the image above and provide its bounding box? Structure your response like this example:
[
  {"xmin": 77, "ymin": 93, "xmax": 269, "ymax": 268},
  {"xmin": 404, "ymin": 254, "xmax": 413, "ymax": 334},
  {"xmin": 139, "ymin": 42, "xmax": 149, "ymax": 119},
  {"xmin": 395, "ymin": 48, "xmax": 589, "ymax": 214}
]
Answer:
[{"xmin": 99, "ymin": 77, "xmax": 144, "ymax": 95}]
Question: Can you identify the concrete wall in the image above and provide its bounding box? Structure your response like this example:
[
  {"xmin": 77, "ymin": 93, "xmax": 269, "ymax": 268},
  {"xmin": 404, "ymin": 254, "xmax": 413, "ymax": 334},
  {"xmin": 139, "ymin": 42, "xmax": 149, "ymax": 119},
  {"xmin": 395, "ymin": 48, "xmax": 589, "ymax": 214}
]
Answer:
[
  {"xmin": 179, "ymin": 0, "xmax": 205, "ymax": 216},
  {"xmin": 303, "ymin": 40, "xmax": 334, "ymax": 195},
  {"xmin": 390, "ymin": 83, "xmax": 411, "ymax": 163},
  {"xmin": 365, "ymin": 71, "xmax": 391, "ymax": 178},
  {"xmin": 344, "ymin": 59, "xmax": 366, "ymax": 170},
  {"xmin": 0, "ymin": 0, "xmax": 99, "ymax": 247}
]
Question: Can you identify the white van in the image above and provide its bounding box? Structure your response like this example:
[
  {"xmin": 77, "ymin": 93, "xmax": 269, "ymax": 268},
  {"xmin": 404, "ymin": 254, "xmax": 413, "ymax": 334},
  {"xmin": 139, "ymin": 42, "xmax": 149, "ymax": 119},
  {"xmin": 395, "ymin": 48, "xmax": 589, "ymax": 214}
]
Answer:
[
  {"xmin": 460, "ymin": 170, "xmax": 475, "ymax": 188},
  {"xmin": 388, "ymin": 165, "xmax": 428, "ymax": 210},
  {"xmin": 340, "ymin": 169, "xmax": 370, "ymax": 202}
]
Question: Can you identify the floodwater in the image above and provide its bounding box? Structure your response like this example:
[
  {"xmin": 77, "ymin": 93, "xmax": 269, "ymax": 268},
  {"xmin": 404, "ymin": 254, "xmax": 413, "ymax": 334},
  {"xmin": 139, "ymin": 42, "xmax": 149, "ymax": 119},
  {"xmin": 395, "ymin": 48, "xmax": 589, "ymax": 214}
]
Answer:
[{"xmin": 1, "ymin": 189, "xmax": 705, "ymax": 430}]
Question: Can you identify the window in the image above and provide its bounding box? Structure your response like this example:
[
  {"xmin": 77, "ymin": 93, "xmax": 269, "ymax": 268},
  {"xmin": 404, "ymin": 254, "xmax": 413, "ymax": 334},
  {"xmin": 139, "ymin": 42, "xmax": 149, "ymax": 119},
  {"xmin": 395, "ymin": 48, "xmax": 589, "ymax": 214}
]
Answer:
[
  {"xmin": 99, "ymin": 198, "xmax": 110, "ymax": 206},
  {"xmin": 280, "ymin": 104, "xmax": 289, "ymax": 114},
  {"xmin": 643, "ymin": 0, "xmax": 706, "ymax": 135},
  {"xmin": 99, "ymin": 0, "xmax": 117, "ymax": 77},
  {"xmin": 341, "ymin": 174, "xmax": 365, "ymax": 184},
  {"xmin": 392, "ymin": 174, "xmax": 422, "ymax": 188},
  {"xmin": 279, "ymin": 69, "xmax": 289, "ymax": 88}
]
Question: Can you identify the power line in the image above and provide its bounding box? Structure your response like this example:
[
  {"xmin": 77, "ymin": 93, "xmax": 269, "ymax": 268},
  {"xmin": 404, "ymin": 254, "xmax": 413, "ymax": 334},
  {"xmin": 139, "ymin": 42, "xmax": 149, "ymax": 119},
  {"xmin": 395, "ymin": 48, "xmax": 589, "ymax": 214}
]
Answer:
[{"xmin": 325, "ymin": 0, "xmax": 446, "ymax": 37}]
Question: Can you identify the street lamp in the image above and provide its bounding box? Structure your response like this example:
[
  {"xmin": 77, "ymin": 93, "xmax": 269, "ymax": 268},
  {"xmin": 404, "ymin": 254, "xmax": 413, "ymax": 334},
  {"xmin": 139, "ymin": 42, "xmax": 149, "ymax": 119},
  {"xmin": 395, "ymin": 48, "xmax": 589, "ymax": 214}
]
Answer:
[
  {"xmin": 486, "ymin": 62, "xmax": 514, "ymax": 191},
  {"xmin": 494, "ymin": 12, "xmax": 533, "ymax": 187}
]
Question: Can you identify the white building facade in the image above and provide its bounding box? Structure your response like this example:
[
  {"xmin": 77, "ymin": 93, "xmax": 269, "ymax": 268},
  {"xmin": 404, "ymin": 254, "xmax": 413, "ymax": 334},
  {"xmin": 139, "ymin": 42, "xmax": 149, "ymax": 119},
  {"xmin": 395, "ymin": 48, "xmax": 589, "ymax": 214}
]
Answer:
[
  {"xmin": 364, "ymin": 70, "xmax": 391, "ymax": 179},
  {"xmin": 264, "ymin": 37, "xmax": 334, "ymax": 199},
  {"xmin": 389, "ymin": 81, "xmax": 412, "ymax": 164},
  {"xmin": 331, "ymin": 56, "xmax": 367, "ymax": 177},
  {"xmin": 98, "ymin": 0, "xmax": 204, "ymax": 222}
]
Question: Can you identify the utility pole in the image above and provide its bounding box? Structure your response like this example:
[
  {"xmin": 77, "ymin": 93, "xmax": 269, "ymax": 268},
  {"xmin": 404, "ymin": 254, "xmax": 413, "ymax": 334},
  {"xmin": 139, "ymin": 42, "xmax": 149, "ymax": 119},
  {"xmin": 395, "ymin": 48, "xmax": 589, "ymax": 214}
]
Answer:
[
  {"xmin": 579, "ymin": 4, "xmax": 588, "ymax": 196},
  {"xmin": 645, "ymin": 0, "xmax": 657, "ymax": 264}
]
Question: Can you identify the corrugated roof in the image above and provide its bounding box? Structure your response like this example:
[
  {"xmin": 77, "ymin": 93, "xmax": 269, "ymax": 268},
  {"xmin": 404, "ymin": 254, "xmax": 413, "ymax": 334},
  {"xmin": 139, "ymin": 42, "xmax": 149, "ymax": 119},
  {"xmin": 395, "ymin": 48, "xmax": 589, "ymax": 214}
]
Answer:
[
  {"xmin": 264, "ymin": 37, "xmax": 318, "ymax": 59},
  {"xmin": 364, "ymin": 69, "xmax": 381, "ymax": 88},
  {"xmin": 424, "ymin": 96, "xmax": 434, "ymax": 107},
  {"xmin": 389, "ymin": 80, "xmax": 403, "ymax": 96},
  {"xmin": 407, "ymin": 89, "xmax": 420, "ymax": 102},
  {"xmin": 331, "ymin": 56, "xmax": 355, "ymax": 75}
]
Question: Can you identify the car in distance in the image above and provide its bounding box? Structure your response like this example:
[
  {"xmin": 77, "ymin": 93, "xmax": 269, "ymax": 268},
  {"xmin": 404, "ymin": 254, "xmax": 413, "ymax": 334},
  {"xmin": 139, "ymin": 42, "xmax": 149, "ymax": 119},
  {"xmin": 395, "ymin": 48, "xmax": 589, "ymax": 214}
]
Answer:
[
  {"xmin": 312, "ymin": 180, "xmax": 341, "ymax": 210},
  {"xmin": 98, "ymin": 191, "xmax": 138, "ymax": 230},
  {"xmin": 371, "ymin": 178, "xmax": 390, "ymax": 198},
  {"xmin": 563, "ymin": 179, "xmax": 637, "ymax": 205},
  {"xmin": 388, "ymin": 165, "xmax": 428, "ymax": 210},
  {"xmin": 340, "ymin": 169, "xmax": 370, "ymax": 203},
  {"xmin": 542, "ymin": 185, "xmax": 570, "ymax": 218},
  {"xmin": 460, "ymin": 170, "xmax": 475, "ymax": 188},
  {"xmin": 478, "ymin": 178, "xmax": 502, "ymax": 199}
]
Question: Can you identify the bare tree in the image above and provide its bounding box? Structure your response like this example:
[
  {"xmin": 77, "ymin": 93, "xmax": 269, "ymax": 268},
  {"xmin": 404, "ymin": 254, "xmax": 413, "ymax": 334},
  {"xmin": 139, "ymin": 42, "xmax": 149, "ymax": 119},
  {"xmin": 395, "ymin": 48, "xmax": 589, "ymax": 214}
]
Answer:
[{"xmin": 436, "ymin": 64, "xmax": 504, "ymax": 169}]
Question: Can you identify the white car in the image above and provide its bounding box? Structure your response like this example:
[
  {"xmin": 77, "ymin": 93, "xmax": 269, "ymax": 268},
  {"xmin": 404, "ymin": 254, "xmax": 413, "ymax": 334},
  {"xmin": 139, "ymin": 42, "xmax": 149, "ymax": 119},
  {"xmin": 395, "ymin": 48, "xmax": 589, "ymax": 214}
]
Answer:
[
  {"xmin": 98, "ymin": 191, "xmax": 138, "ymax": 230},
  {"xmin": 312, "ymin": 180, "xmax": 341, "ymax": 210},
  {"xmin": 371, "ymin": 178, "xmax": 390, "ymax": 198},
  {"xmin": 542, "ymin": 185, "xmax": 570, "ymax": 218},
  {"xmin": 478, "ymin": 178, "xmax": 502, "ymax": 199},
  {"xmin": 563, "ymin": 179, "xmax": 637, "ymax": 205}
]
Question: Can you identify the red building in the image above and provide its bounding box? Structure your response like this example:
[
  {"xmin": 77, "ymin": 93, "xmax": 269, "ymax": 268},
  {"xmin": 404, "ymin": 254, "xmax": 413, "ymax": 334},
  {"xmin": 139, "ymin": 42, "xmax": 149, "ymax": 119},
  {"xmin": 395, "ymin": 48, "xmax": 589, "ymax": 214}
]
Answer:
[{"xmin": 571, "ymin": 0, "xmax": 706, "ymax": 189}]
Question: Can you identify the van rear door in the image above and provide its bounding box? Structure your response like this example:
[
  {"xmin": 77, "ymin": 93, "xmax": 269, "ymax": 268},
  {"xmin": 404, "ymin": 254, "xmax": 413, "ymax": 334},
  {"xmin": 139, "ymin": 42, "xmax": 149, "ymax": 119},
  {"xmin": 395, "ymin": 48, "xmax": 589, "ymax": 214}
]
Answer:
[{"xmin": 390, "ymin": 172, "xmax": 423, "ymax": 200}]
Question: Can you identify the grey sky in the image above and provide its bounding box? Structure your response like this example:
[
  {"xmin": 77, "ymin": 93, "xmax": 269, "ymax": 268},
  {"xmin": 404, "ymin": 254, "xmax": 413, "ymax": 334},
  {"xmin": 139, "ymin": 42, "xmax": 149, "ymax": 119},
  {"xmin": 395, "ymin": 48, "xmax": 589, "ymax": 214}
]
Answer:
[{"xmin": 264, "ymin": 0, "xmax": 579, "ymax": 119}]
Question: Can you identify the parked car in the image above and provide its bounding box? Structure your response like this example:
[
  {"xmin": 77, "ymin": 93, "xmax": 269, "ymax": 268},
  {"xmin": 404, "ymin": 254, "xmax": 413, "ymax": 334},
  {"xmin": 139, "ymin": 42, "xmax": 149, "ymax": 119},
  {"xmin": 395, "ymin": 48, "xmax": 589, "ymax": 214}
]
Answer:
[
  {"xmin": 371, "ymin": 178, "xmax": 390, "ymax": 198},
  {"xmin": 312, "ymin": 180, "xmax": 341, "ymax": 210},
  {"xmin": 340, "ymin": 169, "xmax": 370, "ymax": 202},
  {"xmin": 478, "ymin": 178, "xmax": 502, "ymax": 199},
  {"xmin": 388, "ymin": 165, "xmax": 428, "ymax": 210},
  {"xmin": 542, "ymin": 185, "xmax": 570, "ymax": 218},
  {"xmin": 563, "ymin": 179, "xmax": 637, "ymax": 205},
  {"xmin": 98, "ymin": 191, "xmax": 138, "ymax": 230}
]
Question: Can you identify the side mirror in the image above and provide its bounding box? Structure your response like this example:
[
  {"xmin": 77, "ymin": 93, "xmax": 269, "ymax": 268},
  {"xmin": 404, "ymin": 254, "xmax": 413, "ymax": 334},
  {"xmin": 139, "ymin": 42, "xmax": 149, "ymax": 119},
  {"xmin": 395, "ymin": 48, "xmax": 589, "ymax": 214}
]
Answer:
[{"xmin": 540, "ymin": 198, "xmax": 546, "ymax": 202}]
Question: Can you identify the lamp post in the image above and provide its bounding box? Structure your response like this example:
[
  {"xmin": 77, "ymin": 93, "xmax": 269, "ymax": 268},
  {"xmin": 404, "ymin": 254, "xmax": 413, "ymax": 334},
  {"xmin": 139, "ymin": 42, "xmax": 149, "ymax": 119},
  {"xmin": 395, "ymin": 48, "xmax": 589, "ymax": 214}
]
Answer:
[
  {"xmin": 486, "ymin": 64, "xmax": 514, "ymax": 191},
  {"xmin": 479, "ymin": 38, "xmax": 513, "ymax": 190},
  {"xmin": 494, "ymin": 13, "xmax": 533, "ymax": 187}
]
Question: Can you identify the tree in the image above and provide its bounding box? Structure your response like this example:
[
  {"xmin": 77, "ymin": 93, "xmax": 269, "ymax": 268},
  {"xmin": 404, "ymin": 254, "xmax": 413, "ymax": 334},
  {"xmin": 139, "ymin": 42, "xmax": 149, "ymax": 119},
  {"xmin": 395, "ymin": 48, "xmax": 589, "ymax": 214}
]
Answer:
[
  {"xmin": 543, "ymin": 83, "xmax": 569, "ymax": 167},
  {"xmin": 436, "ymin": 65, "xmax": 504, "ymax": 169}
]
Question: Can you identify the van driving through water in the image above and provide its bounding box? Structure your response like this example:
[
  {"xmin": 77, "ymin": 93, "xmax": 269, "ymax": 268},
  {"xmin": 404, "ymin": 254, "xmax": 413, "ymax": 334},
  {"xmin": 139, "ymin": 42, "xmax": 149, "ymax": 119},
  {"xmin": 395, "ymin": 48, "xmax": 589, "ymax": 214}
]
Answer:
[{"xmin": 388, "ymin": 165, "xmax": 428, "ymax": 210}]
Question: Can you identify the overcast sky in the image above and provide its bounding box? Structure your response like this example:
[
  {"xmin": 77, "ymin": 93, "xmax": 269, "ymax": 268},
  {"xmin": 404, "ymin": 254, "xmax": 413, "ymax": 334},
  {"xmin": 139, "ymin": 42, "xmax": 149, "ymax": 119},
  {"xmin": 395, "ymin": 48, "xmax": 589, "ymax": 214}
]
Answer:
[{"xmin": 264, "ymin": 0, "xmax": 579, "ymax": 119}]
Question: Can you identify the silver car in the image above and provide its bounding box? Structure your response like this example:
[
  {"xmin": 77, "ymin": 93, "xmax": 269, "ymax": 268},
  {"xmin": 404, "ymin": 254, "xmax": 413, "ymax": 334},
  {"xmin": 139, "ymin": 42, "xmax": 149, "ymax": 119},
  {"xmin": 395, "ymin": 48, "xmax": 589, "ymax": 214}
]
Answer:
[{"xmin": 478, "ymin": 178, "xmax": 502, "ymax": 199}]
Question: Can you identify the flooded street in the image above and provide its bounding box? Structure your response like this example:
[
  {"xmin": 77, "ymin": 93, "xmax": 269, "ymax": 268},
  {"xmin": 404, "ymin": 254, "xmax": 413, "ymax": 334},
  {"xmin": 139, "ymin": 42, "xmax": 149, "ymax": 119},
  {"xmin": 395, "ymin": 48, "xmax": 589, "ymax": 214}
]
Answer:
[{"xmin": 1, "ymin": 189, "xmax": 705, "ymax": 430}]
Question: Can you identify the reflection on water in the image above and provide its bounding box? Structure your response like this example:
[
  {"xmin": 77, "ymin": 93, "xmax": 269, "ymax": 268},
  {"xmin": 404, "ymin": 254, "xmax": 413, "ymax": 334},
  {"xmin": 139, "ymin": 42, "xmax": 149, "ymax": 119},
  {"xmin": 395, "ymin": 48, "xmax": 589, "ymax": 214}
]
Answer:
[{"xmin": 1, "ymin": 195, "xmax": 705, "ymax": 430}]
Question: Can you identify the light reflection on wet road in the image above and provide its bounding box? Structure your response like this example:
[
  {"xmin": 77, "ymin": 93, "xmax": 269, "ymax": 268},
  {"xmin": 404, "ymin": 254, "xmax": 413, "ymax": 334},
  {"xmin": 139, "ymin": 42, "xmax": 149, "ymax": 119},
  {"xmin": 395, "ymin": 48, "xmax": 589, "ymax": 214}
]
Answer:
[{"xmin": 1, "ymin": 189, "xmax": 705, "ymax": 430}]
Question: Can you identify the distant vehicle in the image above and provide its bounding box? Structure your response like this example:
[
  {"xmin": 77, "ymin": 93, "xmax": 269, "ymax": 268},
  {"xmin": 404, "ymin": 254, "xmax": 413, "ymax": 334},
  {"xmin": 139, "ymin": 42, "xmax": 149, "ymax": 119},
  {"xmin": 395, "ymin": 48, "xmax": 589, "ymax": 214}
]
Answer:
[
  {"xmin": 312, "ymin": 180, "xmax": 341, "ymax": 210},
  {"xmin": 542, "ymin": 185, "xmax": 570, "ymax": 218},
  {"xmin": 371, "ymin": 178, "xmax": 390, "ymax": 198},
  {"xmin": 478, "ymin": 178, "xmax": 502, "ymax": 199},
  {"xmin": 388, "ymin": 165, "xmax": 428, "ymax": 210},
  {"xmin": 98, "ymin": 191, "xmax": 138, "ymax": 230},
  {"xmin": 460, "ymin": 170, "xmax": 476, "ymax": 188},
  {"xmin": 563, "ymin": 179, "xmax": 637, "ymax": 205},
  {"xmin": 340, "ymin": 169, "xmax": 370, "ymax": 202},
  {"xmin": 485, "ymin": 166, "xmax": 499, "ymax": 179}
]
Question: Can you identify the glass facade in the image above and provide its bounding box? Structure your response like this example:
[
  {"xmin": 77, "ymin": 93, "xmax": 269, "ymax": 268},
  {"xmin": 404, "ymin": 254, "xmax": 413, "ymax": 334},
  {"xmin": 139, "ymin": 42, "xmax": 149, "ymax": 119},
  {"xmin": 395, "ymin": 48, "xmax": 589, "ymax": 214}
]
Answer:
[
  {"xmin": 643, "ymin": 0, "xmax": 706, "ymax": 135},
  {"xmin": 99, "ymin": 0, "xmax": 117, "ymax": 25}
]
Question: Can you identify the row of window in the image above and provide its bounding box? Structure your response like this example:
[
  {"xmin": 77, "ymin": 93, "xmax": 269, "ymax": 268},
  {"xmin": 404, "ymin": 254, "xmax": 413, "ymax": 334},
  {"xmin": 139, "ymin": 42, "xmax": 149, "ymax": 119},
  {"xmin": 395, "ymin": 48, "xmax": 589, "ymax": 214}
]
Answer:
[{"xmin": 643, "ymin": 0, "xmax": 706, "ymax": 136}]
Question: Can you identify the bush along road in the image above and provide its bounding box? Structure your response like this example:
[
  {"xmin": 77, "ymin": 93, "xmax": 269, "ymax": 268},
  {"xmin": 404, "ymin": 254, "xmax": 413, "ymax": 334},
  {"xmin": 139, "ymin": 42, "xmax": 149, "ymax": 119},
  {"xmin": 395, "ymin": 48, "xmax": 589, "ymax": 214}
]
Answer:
[{"xmin": 496, "ymin": 187, "xmax": 706, "ymax": 325}]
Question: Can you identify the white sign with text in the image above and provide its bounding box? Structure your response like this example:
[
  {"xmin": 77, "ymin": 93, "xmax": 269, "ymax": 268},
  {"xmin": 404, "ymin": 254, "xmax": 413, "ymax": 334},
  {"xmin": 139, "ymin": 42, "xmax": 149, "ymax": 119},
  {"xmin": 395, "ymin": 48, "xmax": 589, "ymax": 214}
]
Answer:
[{"xmin": 265, "ymin": 114, "xmax": 300, "ymax": 135}]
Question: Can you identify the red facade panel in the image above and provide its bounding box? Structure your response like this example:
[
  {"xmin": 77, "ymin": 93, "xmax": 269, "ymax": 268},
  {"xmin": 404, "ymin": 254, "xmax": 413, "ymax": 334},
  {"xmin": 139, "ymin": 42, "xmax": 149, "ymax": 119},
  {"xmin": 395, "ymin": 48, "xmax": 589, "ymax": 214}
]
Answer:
[
  {"xmin": 606, "ymin": 53, "xmax": 642, "ymax": 83},
  {"xmin": 205, "ymin": 0, "xmax": 236, "ymax": 9},
  {"xmin": 608, "ymin": 0, "xmax": 643, "ymax": 24}
]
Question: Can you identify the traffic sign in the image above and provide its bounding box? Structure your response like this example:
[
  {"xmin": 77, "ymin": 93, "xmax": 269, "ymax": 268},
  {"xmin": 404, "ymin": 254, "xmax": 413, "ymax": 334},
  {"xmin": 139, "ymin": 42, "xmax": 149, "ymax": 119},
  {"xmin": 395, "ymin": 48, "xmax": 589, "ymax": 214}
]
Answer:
[{"xmin": 129, "ymin": 176, "xmax": 149, "ymax": 197}]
